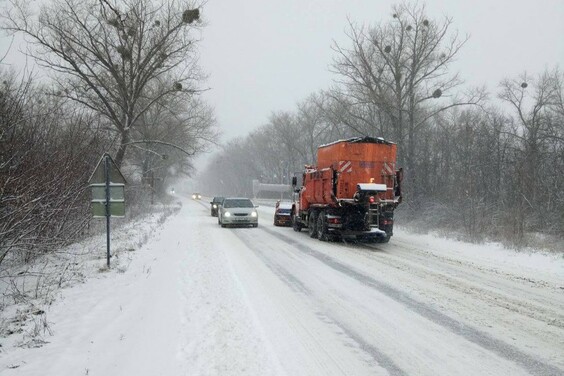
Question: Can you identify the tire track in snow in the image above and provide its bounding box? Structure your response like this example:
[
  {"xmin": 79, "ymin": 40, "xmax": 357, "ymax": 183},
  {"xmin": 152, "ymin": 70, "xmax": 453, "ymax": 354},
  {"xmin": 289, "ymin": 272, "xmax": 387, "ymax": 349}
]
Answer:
[
  {"xmin": 369, "ymin": 239, "xmax": 564, "ymax": 304},
  {"xmin": 349, "ymin": 241, "xmax": 564, "ymax": 363},
  {"xmin": 353, "ymin": 243, "xmax": 564, "ymax": 330},
  {"xmin": 232, "ymin": 229, "xmax": 409, "ymax": 376},
  {"xmin": 259, "ymin": 227, "xmax": 563, "ymax": 376},
  {"xmin": 384, "ymin": 239, "xmax": 562, "ymax": 291}
]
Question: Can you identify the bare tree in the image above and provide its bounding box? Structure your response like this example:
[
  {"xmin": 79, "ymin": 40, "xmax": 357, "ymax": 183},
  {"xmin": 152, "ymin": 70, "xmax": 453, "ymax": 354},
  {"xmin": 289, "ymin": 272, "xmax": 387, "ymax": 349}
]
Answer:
[
  {"xmin": 321, "ymin": 89, "xmax": 388, "ymax": 139},
  {"xmin": 0, "ymin": 72, "xmax": 109, "ymax": 267},
  {"xmin": 2, "ymin": 0, "xmax": 205, "ymax": 167},
  {"xmin": 330, "ymin": 2, "xmax": 484, "ymax": 178},
  {"xmin": 295, "ymin": 93, "xmax": 340, "ymax": 164},
  {"xmin": 499, "ymin": 68, "xmax": 563, "ymax": 238},
  {"xmin": 128, "ymin": 87, "xmax": 218, "ymax": 187}
]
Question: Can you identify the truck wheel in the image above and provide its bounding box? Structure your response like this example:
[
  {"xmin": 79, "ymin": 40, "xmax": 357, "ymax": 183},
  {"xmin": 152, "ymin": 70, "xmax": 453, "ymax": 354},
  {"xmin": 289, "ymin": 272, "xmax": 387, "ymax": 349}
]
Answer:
[
  {"xmin": 317, "ymin": 212, "xmax": 328, "ymax": 241},
  {"xmin": 308, "ymin": 211, "xmax": 318, "ymax": 238},
  {"xmin": 292, "ymin": 215, "xmax": 302, "ymax": 232},
  {"xmin": 373, "ymin": 235, "xmax": 390, "ymax": 243}
]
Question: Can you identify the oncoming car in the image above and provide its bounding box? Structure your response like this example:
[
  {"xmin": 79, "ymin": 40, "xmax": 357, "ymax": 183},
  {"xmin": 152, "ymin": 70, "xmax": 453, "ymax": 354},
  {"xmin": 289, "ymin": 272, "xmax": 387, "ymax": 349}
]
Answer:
[
  {"xmin": 192, "ymin": 193, "xmax": 202, "ymax": 200},
  {"xmin": 210, "ymin": 196, "xmax": 224, "ymax": 217},
  {"xmin": 218, "ymin": 198, "xmax": 258, "ymax": 228},
  {"xmin": 274, "ymin": 201, "xmax": 293, "ymax": 227}
]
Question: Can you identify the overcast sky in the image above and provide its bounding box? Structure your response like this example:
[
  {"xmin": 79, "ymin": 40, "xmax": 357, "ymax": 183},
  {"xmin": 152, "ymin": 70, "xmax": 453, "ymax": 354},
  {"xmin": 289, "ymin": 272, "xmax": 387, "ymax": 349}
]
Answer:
[
  {"xmin": 198, "ymin": 0, "xmax": 564, "ymax": 141},
  {"xmin": 1, "ymin": 0, "xmax": 562, "ymax": 144}
]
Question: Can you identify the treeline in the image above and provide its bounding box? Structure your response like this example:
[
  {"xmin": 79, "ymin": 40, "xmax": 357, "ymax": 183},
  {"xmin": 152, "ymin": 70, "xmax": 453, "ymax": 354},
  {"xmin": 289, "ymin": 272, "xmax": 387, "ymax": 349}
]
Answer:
[
  {"xmin": 199, "ymin": 3, "xmax": 564, "ymax": 247},
  {"xmin": 0, "ymin": 73, "xmax": 104, "ymax": 267},
  {"xmin": 0, "ymin": 0, "xmax": 217, "ymax": 270},
  {"xmin": 0, "ymin": 70, "xmax": 216, "ymax": 270}
]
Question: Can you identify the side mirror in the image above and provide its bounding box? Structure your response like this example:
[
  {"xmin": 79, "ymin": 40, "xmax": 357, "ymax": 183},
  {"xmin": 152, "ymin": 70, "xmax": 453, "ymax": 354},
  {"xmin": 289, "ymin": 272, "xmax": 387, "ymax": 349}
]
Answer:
[{"xmin": 291, "ymin": 176, "xmax": 297, "ymax": 186}]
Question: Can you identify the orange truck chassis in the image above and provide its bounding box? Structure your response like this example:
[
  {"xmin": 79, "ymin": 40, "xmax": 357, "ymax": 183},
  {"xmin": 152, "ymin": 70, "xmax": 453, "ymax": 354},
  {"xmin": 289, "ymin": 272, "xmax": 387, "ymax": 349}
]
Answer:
[{"xmin": 291, "ymin": 137, "xmax": 402, "ymax": 243}]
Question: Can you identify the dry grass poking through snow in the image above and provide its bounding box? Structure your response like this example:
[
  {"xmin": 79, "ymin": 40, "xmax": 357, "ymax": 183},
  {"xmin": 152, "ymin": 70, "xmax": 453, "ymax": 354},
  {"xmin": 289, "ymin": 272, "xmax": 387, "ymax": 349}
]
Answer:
[{"xmin": 0, "ymin": 201, "xmax": 181, "ymax": 350}]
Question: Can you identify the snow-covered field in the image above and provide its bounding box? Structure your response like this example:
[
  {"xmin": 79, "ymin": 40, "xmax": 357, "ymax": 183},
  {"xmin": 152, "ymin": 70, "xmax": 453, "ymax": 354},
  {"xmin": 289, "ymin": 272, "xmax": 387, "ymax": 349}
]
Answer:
[{"xmin": 1, "ymin": 195, "xmax": 562, "ymax": 376}]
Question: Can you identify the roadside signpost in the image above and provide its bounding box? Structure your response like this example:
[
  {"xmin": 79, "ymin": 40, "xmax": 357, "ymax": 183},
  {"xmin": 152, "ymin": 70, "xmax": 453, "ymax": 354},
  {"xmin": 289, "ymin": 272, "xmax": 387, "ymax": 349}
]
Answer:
[{"xmin": 88, "ymin": 153, "xmax": 127, "ymax": 268}]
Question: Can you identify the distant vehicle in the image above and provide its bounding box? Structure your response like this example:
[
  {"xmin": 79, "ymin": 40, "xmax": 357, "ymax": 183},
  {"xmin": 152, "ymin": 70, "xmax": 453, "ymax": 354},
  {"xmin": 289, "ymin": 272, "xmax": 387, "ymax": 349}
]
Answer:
[
  {"xmin": 274, "ymin": 201, "xmax": 293, "ymax": 226},
  {"xmin": 218, "ymin": 198, "xmax": 258, "ymax": 228},
  {"xmin": 192, "ymin": 193, "xmax": 202, "ymax": 200},
  {"xmin": 210, "ymin": 196, "xmax": 224, "ymax": 217}
]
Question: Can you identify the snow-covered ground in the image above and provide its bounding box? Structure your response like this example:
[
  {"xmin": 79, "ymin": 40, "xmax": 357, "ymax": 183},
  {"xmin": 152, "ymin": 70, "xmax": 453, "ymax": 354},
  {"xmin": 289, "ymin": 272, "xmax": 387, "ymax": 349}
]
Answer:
[{"xmin": 1, "ymin": 195, "xmax": 562, "ymax": 376}]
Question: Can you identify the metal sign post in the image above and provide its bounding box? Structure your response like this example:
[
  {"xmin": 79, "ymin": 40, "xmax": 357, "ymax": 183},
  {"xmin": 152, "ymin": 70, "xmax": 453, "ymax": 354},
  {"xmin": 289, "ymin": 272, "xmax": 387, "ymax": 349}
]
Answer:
[
  {"xmin": 89, "ymin": 153, "xmax": 127, "ymax": 268},
  {"xmin": 104, "ymin": 155, "xmax": 111, "ymax": 268}
]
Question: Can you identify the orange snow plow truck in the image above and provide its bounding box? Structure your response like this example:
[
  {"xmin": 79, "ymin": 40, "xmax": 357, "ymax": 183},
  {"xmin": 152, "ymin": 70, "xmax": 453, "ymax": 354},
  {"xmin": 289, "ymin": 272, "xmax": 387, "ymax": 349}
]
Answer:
[{"xmin": 291, "ymin": 137, "xmax": 403, "ymax": 243}]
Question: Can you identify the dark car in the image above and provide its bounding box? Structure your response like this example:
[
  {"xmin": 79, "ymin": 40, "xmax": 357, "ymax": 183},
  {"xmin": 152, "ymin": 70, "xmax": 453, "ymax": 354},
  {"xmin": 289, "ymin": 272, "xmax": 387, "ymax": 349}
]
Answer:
[
  {"xmin": 274, "ymin": 201, "xmax": 293, "ymax": 226},
  {"xmin": 210, "ymin": 196, "xmax": 224, "ymax": 217}
]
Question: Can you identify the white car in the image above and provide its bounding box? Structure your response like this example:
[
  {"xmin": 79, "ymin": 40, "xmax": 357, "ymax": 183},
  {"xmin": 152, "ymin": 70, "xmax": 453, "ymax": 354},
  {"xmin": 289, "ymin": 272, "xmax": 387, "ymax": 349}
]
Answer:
[{"xmin": 218, "ymin": 198, "xmax": 258, "ymax": 228}]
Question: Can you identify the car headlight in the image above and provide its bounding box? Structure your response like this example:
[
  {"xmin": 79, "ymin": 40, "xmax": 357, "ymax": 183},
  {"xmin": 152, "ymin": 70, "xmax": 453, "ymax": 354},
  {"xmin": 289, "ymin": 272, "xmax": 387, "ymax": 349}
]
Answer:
[
  {"xmin": 192, "ymin": 195, "xmax": 196, "ymax": 199},
  {"xmin": 251, "ymin": 211, "xmax": 257, "ymax": 217},
  {"xmin": 224, "ymin": 212, "xmax": 231, "ymax": 217},
  {"xmin": 213, "ymin": 204, "xmax": 217, "ymax": 208}
]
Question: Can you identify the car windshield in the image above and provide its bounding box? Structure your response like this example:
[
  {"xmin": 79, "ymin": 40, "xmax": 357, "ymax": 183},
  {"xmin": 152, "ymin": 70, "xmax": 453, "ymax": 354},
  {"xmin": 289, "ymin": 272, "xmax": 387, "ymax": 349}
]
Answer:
[
  {"xmin": 277, "ymin": 209, "xmax": 291, "ymax": 214},
  {"xmin": 213, "ymin": 197, "xmax": 224, "ymax": 203},
  {"xmin": 222, "ymin": 199, "xmax": 254, "ymax": 208}
]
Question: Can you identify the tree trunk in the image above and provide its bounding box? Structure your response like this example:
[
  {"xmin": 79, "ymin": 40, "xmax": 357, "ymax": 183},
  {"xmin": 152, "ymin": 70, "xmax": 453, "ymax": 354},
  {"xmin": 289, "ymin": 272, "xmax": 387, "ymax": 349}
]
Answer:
[{"xmin": 114, "ymin": 129, "xmax": 130, "ymax": 168}]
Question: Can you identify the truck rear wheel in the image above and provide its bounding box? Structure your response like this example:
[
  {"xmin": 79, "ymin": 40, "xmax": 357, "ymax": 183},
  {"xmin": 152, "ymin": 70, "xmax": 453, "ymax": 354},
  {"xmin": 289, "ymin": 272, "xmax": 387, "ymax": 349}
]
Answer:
[
  {"xmin": 317, "ymin": 212, "xmax": 328, "ymax": 241},
  {"xmin": 292, "ymin": 215, "xmax": 302, "ymax": 232},
  {"xmin": 308, "ymin": 211, "xmax": 318, "ymax": 238},
  {"xmin": 378, "ymin": 235, "xmax": 390, "ymax": 243}
]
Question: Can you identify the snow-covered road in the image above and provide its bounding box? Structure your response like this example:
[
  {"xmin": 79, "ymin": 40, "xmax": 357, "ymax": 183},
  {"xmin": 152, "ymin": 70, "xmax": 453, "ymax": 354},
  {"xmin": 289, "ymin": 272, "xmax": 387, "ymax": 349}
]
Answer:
[{"xmin": 1, "ymin": 196, "xmax": 563, "ymax": 375}]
